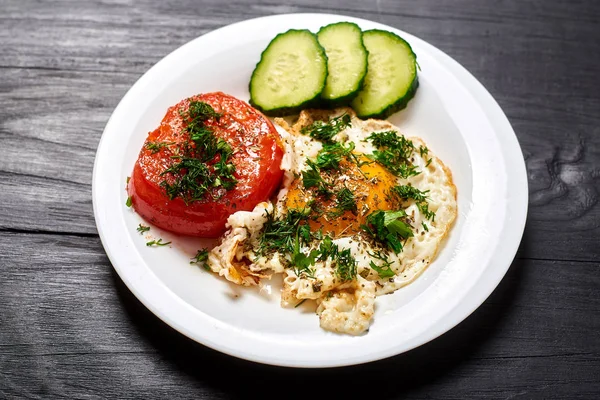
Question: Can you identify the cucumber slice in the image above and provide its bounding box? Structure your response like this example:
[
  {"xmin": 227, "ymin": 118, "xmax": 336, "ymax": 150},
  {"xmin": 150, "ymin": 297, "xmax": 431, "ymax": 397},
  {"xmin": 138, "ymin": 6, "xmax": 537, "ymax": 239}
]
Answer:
[
  {"xmin": 350, "ymin": 30, "xmax": 418, "ymax": 119},
  {"xmin": 317, "ymin": 22, "xmax": 368, "ymax": 106},
  {"xmin": 249, "ymin": 29, "xmax": 328, "ymax": 116}
]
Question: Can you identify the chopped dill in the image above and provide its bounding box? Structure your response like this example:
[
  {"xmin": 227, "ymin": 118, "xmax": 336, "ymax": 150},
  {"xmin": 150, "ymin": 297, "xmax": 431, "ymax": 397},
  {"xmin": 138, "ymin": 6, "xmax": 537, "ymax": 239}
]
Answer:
[
  {"xmin": 391, "ymin": 185, "xmax": 436, "ymax": 221},
  {"xmin": 300, "ymin": 113, "xmax": 351, "ymax": 142},
  {"xmin": 190, "ymin": 248, "xmax": 210, "ymax": 271},
  {"xmin": 146, "ymin": 238, "xmax": 171, "ymax": 247},
  {"xmin": 327, "ymin": 187, "xmax": 357, "ymax": 218},
  {"xmin": 255, "ymin": 208, "xmax": 312, "ymax": 258},
  {"xmin": 315, "ymin": 236, "xmax": 356, "ymax": 281},
  {"xmin": 302, "ymin": 160, "xmax": 332, "ymax": 197},
  {"xmin": 294, "ymin": 299, "xmax": 307, "ymax": 308},
  {"xmin": 145, "ymin": 141, "xmax": 175, "ymax": 154},
  {"xmin": 366, "ymin": 130, "xmax": 419, "ymax": 179},
  {"xmin": 314, "ymin": 142, "xmax": 358, "ymax": 170},
  {"xmin": 367, "ymin": 250, "xmax": 396, "ymax": 278},
  {"xmin": 159, "ymin": 101, "xmax": 237, "ymax": 204},
  {"xmin": 136, "ymin": 224, "xmax": 150, "ymax": 234}
]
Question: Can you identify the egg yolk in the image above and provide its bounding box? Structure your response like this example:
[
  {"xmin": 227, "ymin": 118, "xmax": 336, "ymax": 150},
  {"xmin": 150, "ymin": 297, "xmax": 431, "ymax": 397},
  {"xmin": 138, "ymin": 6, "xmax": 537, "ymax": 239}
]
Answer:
[{"xmin": 285, "ymin": 155, "xmax": 398, "ymax": 237}]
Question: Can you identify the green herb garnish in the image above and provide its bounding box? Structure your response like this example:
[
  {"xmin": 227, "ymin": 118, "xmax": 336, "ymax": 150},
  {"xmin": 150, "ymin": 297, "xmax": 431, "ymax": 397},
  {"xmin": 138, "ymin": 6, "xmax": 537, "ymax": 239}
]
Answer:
[
  {"xmin": 126, "ymin": 196, "xmax": 133, "ymax": 207},
  {"xmin": 300, "ymin": 113, "xmax": 351, "ymax": 142},
  {"xmin": 362, "ymin": 210, "xmax": 414, "ymax": 253},
  {"xmin": 335, "ymin": 247, "xmax": 357, "ymax": 282},
  {"xmin": 159, "ymin": 101, "xmax": 237, "ymax": 204},
  {"xmin": 191, "ymin": 248, "xmax": 210, "ymax": 270},
  {"xmin": 301, "ymin": 160, "xmax": 332, "ymax": 197},
  {"xmin": 146, "ymin": 141, "xmax": 175, "ymax": 154},
  {"xmin": 328, "ymin": 187, "xmax": 357, "ymax": 218},
  {"xmin": 366, "ymin": 130, "xmax": 419, "ymax": 179},
  {"xmin": 294, "ymin": 299, "xmax": 307, "ymax": 308},
  {"xmin": 136, "ymin": 224, "xmax": 150, "ymax": 234},
  {"xmin": 291, "ymin": 229, "xmax": 319, "ymax": 278},
  {"xmin": 368, "ymin": 250, "xmax": 396, "ymax": 278},
  {"xmin": 187, "ymin": 101, "xmax": 222, "ymax": 121},
  {"xmin": 314, "ymin": 142, "xmax": 358, "ymax": 170},
  {"xmin": 316, "ymin": 236, "xmax": 335, "ymax": 261},
  {"xmin": 255, "ymin": 211, "xmax": 357, "ymax": 282},
  {"xmin": 315, "ymin": 236, "xmax": 357, "ymax": 282},
  {"xmin": 391, "ymin": 185, "xmax": 436, "ymax": 221},
  {"xmin": 146, "ymin": 238, "xmax": 171, "ymax": 247},
  {"xmin": 255, "ymin": 208, "xmax": 312, "ymax": 258}
]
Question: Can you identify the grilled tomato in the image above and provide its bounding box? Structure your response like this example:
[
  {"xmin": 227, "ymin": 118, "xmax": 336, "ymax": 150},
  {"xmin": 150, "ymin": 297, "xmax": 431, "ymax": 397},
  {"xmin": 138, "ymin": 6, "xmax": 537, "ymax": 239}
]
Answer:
[{"xmin": 127, "ymin": 92, "xmax": 284, "ymax": 237}]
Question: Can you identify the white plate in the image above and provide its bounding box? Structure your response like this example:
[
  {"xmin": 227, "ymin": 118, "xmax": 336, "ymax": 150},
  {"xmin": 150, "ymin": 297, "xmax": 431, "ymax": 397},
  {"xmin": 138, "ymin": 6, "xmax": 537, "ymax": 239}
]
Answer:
[{"xmin": 92, "ymin": 13, "xmax": 527, "ymax": 368}]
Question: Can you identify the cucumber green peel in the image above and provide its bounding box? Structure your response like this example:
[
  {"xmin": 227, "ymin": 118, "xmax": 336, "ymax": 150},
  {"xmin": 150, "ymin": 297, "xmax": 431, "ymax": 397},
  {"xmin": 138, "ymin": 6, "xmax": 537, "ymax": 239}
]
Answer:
[
  {"xmin": 249, "ymin": 29, "xmax": 328, "ymax": 116},
  {"xmin": 317, "ymin": 22, "xmax": 368, "ymax": 107},
  {"xmin": 351, "ymin": 29, "xmax": 419, "ymax": 119},
  {"xmin": 249, "ymin": 25, "xmax": 418, "ymax": 119}
]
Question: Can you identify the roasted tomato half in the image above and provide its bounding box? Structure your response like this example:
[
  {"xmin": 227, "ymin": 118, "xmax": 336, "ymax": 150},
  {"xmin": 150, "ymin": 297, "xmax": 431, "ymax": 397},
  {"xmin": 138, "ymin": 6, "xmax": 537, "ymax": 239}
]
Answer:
[{"xmin": 128, "ymin": 92, "xmax": 284, "ymax": 237}]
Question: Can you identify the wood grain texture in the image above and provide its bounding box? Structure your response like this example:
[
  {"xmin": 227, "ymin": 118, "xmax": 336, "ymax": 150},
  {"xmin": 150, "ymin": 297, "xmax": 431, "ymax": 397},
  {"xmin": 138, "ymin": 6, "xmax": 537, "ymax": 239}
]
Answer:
[
  {"xmin": 0, "ymin": 233, "xmax": 598, "ymax": 399},
  {"xmin": 1, "ymin": 1, "xmax": 599, "ymax": 258},
  {"xmin": 1, "ymin": 0, "xmax": 599, "ymax": 398}
]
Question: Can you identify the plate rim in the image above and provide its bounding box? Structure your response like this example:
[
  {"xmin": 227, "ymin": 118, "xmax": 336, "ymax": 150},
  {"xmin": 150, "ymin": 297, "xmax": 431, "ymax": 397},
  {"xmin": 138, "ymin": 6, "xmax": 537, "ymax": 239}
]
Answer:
[{"xmin": 92, "ymin": 12, "xmax": 528, "ymax": 368}]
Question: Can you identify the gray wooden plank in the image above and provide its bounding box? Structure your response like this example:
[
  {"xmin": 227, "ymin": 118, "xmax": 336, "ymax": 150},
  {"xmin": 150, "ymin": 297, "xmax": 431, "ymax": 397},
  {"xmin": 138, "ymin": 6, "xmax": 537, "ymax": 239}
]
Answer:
[
  {"xmin": 0, "ymin": 232, "xmax": 598, "ymax": 399},
  {"xmin": 1, "ymin": 0, "xmax": 599, "ymax": 396},
  {"xmin": 2, "ymin": 63, "xmax": 599, "ymax": 261},
  {"xmin": 0, "ymin": 171, "xmax": 95, "ymax": 234},
  {"xmin": 1, "ymin": 1, "xmax": 598, "ymax": 78}
]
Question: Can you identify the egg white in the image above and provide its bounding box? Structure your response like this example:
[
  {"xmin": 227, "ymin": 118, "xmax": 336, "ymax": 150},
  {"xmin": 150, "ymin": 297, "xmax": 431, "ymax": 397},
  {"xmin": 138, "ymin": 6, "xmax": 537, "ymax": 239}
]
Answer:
[{"xmin": 207, "ymin": 108, "xmax": 457, "ymax": 335}]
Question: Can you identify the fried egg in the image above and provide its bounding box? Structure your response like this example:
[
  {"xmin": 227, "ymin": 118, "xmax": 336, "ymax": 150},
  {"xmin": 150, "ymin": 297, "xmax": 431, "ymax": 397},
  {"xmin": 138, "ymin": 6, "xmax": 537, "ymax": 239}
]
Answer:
[{"xmin": 207, "ymin": 108, "xmax": 457, "ymax": 335}]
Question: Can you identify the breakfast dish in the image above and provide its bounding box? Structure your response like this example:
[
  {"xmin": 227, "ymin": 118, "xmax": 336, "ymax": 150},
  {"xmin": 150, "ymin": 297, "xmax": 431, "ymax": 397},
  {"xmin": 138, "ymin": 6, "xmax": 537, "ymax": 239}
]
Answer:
[
  {"xmin": 93, "ymin": 13, "xmax": 527, "ymax": 366},
  {"xmin": 209, "ymin": 108, "xmax": 456, "ymax": 334},
  {"xmin": 127, "ymin": 86, "xmax": 456, "ymax": 334},
  {"xmin": 124, "ymin": 21, "xmax": 457, "ymax": 334}
]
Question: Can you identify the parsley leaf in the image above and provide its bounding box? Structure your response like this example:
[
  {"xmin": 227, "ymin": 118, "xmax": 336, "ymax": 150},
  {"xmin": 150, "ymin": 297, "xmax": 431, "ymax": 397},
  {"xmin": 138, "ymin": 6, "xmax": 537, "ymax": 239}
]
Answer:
[
  {"xmin": 362, "ymin": 210, "xmax": 414, "ymax": 253},
  {"xmin": 317, "ymin": 236, "xmax": 335, "ymax": 261}
]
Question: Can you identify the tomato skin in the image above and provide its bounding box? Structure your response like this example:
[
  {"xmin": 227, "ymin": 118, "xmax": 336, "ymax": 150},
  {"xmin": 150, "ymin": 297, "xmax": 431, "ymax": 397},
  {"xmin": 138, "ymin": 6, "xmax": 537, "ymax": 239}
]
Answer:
[{"xmin": 128, "ymin": 92, "xmax": 284, "ymax": 237}]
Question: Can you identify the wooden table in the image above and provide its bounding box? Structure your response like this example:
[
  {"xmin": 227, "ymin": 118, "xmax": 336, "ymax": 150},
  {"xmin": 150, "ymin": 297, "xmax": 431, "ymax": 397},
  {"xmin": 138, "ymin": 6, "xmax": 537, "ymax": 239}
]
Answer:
[{"xmin": 1, "ymin": 1, "xmax": 598, "ymax": 398}]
